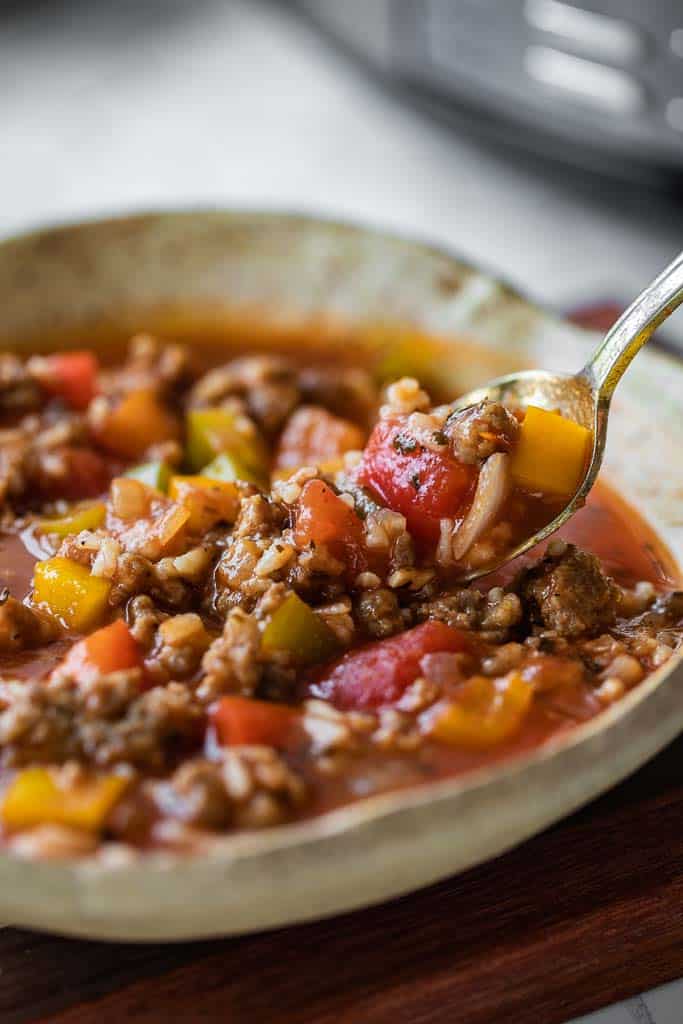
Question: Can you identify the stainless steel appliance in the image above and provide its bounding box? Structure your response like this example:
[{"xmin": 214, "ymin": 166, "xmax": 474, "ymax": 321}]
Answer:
[{"xmin": 298, "ymin": 0, "xmax": 683, "ymax": 188}]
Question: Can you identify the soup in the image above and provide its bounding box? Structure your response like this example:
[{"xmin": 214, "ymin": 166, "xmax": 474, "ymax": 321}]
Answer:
[{"xmin": 0, "ymin": 331, "xmax": 679, "ymax": 860}]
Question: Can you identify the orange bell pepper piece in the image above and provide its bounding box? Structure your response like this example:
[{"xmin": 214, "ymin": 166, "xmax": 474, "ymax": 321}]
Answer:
[
  {"xmin": 96, "ymin": 388, "xmax": 180, "ymax": 460},
  {"xmin": 429, "ymin": 672, "xmax": 533, "ymax": 749},
  {"xmin": 168, "ymin": 475, "xmax": 240, "ymax": 533},
  {"xmin": 60, "ymin": 620, "xmax": 144, "ymax": 684}
]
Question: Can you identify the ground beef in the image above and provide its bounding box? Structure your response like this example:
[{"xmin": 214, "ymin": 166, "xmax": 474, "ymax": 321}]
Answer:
[
  {"xmin": 363, "ymin": 508, "xmax": 415, "ymax": 570},
  {"xmin": 126, "ymin": 595, "xmax": 166, "ymax": 648},
  {"xmin": 518, "ymin": 542, "xmax": 620, "ymax": 638},
  {"xmin": 211, "ymin": 494, "xmax": 288, "ymax": 612},
  {"xmin": 212, "ymin": 489, "xmax": 354, "ymax": 614},
  {"xmin": 189, "ymin": 355, "xmax": 301, "ymax": 435},
  {"xmin": 60, "ymin": 531, "xmax": 218, "ymax": 613},
  {"xmin": 0, "ymin": 677, "xmax": 204, "ymax": 770},
  {"xmin": 354, "ymin": 587, "xmax": 405, "ymax": 639},
  {"xmin": 0, "ymin": 429, "xmax": 30, "ymax": 505},
  {"xmin": 445, "ymin": 400, "xmax": 519, "ymax": 464},
  {"xmin": 415, "ymin": 585, "xmax": 522, "ymax": 642},
  {"xmin": 0, "ymin": 596, "xmax": 57, "ymax": 652},
  {"xmin": 188, "ymin": 356, "xmax": 379, "ymax": 438},
  {"xmin": 221, "ymin": 746, "xmax": 306, "ymax": 828},
  {"xmin": 151, "ymin": 748, "xmax": 306, "ymax": 831},
  {"xmin": 152, "ymin": 759, "xmax": 234, "ymax": 829},
  {"xmin": 299, "ymin": 365, "xmax": 378, "ymax": 425},
  {"xmin": 0, "ymin": 354, "xmax": 41, "ymax": 413},
  {"xmin": 198, "ymin": 608, "xmax": 262, "ymax": 701},
  {"xmin": 98, "ymin": 334, "xmax": 192, "ymax": 399},
  {"xmin": 0, "ymin": 411, "xmax": 94, "ymax": 507},
  {"xmin": 146, "ymin": 613, "xmax": 212, "ymax": 684}
]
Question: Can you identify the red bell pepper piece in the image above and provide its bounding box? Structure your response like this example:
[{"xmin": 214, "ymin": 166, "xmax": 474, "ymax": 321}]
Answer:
[
  {"xmin": 294, "ymin": 479, "xmax": 367, "ymax": 577},
  {"xmin": 40, "ymin": 351, "xmax": 98, "ymax": 410},
  {"xmin": 357, "ymin": 416, "xmax": 476, "ymax": 548},
  {"xmin": 308, "ymin": 620, "xmax": 469, "ymax": 710},
  {"xmin": 211, "ymin": 696, "xmax": 298, "ymax": 749},
  {"xmin": 60, "ymin": 620, "xmax": 145, "ymax": 685}
]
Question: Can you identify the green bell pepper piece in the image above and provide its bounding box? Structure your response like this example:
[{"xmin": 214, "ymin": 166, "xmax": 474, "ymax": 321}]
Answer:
[
  {"xmin": 124, "ymin": 460, "xmax": 172, "ymax": 492},
  {"xmin": 202, "ymin": 451, "xmax": 268, "ymax": 489},
  {"xmin": 261, "ymin": 593, "xmax": 338, "ymax": 665}
]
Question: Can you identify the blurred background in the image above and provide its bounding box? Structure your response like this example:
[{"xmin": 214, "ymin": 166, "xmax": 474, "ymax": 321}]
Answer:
[{"xmin": 1, "ymin": 0, "xmax": 682, "ymax": 338}]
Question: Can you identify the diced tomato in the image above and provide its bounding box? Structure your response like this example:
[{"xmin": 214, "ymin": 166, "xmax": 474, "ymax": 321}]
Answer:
[
  {"xmin": 308, "ymin": 620, "xmax": 469, "ymax": 710},
  {"xmin": 40, "ymin": 447, "xmax": 115, "ymax": 501},
  {"xmin": 39, "ymin": 351, "xmax": 98, "ymax": 410},
  {"xmin": 294, "ymin": 479, "xmax": 367, "ymax": 578},
  {"xmin": 275, "ymin": 405, "xmax": 365, "ymax": 470},
  {"xmin": 59, "ymin": 620, "xmax": 145, "ymax": 686},
  {"xmin": 211, "ymin": 696, "xmax": 298, "ymax": 749},
  {"xmin": 357, "ymin": 416, "xmax": 476, "ymax": 548}
]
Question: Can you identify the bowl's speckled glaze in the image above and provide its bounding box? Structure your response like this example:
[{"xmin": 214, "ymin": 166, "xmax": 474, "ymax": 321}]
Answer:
[{"xmin": 0, "ymin": 211, "xmax": 681, "ymax": 941}]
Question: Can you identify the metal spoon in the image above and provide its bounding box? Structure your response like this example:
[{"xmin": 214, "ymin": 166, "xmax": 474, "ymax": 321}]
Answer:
[{"xmin": 452, "ymin": 249, "xmax": 683, "ymax": 582}]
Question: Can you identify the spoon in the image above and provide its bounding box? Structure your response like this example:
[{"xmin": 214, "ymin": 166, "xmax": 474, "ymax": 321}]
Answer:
[{"xmin": 452, "ymin": 249, "xmax": 683, "ymax": 582}]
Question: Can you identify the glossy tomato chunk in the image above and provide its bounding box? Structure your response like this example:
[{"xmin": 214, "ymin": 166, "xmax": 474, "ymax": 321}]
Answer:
[
  {"xmin": 41, "ymin": 447, "xmax": 116, "ymax": 501},
  {"xmin": 294, "ymin": 479, "xmax": 367, "ymax": 578},
  {"xmin": 308, "ymin": 620, "xmax": 468, "ymax": 710},
  {"xmin": 211, "ymin": 696, "xmax": 298, "ymax": 749},
  {"xmin": 357, "ymin": 416, "xmax": 476, "ymax": 547},
  {"xmin": 39, "ymin": 351, "xmax": 98, "ymax": 410}
]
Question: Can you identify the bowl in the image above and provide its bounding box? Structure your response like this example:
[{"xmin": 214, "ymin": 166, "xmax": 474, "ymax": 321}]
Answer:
[{"xmin": 0, "ymin": 210, "xmax": 681, "ymax": 940}]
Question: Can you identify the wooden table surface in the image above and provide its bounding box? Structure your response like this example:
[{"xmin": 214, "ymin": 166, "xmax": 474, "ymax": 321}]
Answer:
[{"xmin": 0, "ymin": 730, "xmax": 680, "ymax": 1024}]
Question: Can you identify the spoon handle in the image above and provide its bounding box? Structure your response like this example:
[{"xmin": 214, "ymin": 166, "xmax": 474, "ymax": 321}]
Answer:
[{"xmin": 582, "ymin": 249, "xmax": 683, "ymax": 402}]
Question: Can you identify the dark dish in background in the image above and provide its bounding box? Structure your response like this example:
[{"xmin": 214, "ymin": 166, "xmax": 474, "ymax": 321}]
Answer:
[{"xmin": 298, "ymin": 0, "xmax": 683, "ymax": 188}]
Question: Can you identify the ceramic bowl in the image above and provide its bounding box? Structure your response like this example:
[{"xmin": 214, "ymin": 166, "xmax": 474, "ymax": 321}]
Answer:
[{"xmin": 0, "ymin": 211, "xmax": 680, "ymax": 940}]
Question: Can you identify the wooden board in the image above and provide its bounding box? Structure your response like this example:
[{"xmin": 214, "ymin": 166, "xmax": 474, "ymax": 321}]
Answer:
[{"xmin": 0, "ymin": 731, "xmax": 680, "ymax": 1024}]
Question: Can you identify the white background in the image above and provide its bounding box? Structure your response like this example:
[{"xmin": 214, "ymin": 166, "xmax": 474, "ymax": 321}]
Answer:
[
  {"xmin": 1, "ymin": 1, "xmax": 682, "ymax": 1019},
  {"xmin": 1, "ymin": 0, "xmax": 682, "ymax": 331}
]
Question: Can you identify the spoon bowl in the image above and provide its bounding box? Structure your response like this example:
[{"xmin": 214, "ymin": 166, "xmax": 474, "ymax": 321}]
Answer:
[{"xmin": 452, "ymin": 250, "xmax": 683, "ymax": 581}]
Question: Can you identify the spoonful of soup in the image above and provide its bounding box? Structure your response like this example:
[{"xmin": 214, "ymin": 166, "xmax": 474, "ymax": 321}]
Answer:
[{"xmin": 355, "ymin": 250, "xmax": 683, "ymax": 580}]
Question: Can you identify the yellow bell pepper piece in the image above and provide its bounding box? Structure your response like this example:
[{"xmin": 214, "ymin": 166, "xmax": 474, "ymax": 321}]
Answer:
[
  {"xmin": 2, "ymin": 768, "xmax": 129, "ymax": 832},
  {"xmin": 34, "ymin": 557, "xmax": 112, "ymax": 631},
  {"xmin": 202, "ymin": 451, "xmax": 268, "ymax": 489},
  {"xmin": 169, "ymin": 475, "xmax": 240, "ymax": 533},
  {"xmin": 430, "ymin": 672, "xmax": 533, "ymax": 749},
  {"xmin": 39, "ymin": 502, "xmax": 106, "ymax": 537},
  {"xmin": 261, "ymin": 593, "xmax": 338, "ymax": 664},
  {"xmin": 185, "ymin": 408, "xmax": 269, "ymax": 479},
  {"xmin": 510, "ymin": 405, "xmax": 592, "ymax": 497}
]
